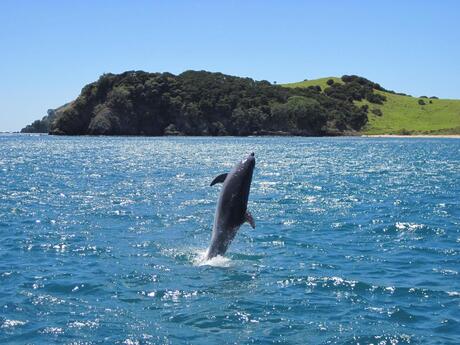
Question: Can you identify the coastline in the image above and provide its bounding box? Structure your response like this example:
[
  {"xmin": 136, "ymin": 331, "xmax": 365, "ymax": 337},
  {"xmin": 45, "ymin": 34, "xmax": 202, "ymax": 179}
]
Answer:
[{"xmin": 9, "ymin": 132, "xmax": 460, "ymax": 138}]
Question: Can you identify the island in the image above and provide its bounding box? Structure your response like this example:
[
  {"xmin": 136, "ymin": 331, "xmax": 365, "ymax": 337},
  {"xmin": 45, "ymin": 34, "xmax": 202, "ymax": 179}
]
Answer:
[{"xmin": 21, "ymin": 70, "xmax": 460, "ymax": 136}]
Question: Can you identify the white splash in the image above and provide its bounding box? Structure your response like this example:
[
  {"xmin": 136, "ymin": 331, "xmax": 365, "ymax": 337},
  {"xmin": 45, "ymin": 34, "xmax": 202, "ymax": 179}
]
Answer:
[
  {"xmin": 193, "ymin": 249, "xmax": 232, "ymax": 267},
  {"xmin": 395, "ymin": 222, "xmax": 424, "ymax": 232}
]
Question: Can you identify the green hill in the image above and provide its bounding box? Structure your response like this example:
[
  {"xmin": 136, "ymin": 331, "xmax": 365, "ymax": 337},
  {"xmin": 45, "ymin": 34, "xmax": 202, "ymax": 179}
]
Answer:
[
  {"xmin": 22, "ymin": 72, "xmax": 460, "ymax": 136},
  {"xmin": 22, "ymin": 71, "xmax": 369, "ymax": 136},
  {"xmin": 284, "ymin": 77, "xmax": 460, "ymax": 135}
]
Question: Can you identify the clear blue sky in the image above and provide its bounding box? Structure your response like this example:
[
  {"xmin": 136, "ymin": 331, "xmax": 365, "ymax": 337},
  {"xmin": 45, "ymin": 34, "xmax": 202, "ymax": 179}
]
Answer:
[{"xmin": 1, "ymin": 0, "xmax": 459, "ymax": 131}]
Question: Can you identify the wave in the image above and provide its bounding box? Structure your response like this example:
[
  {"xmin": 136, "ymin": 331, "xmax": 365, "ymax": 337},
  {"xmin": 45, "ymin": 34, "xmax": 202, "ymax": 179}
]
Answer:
[
  {"xmin": 1, "ymin": 319, "xmax": 27, "ymax": 329},
  {"xmin": 275, "ymin": 274, "xmax": 458, "ymax": 300},
  {"xmin": 342, "ymin": 334, "xmax": 413, "ymax": 344}
]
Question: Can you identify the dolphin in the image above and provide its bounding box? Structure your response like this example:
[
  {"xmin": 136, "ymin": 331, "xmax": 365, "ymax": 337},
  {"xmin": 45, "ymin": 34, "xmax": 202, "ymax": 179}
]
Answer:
[{"xmin": 205, "ymin": 152, "xmax": 256, "ymax": 260}]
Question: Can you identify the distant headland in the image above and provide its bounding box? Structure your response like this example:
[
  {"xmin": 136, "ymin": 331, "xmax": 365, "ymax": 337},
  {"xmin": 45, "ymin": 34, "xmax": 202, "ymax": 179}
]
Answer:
[{"xmin": 21, "ymin": 70, "xmax": 460, "ymax": 136}]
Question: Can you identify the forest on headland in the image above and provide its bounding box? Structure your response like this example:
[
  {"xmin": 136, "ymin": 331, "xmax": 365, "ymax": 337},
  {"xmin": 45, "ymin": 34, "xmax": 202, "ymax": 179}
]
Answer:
[{"xmin": 22, "ymin": 71, "xmax": 388, "ymax": 136}]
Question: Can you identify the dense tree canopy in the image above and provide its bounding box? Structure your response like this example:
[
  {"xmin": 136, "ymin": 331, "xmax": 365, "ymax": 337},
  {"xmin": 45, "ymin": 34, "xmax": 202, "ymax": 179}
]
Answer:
[
  {"xmin": 22, "ymin": 71, "xmax": 389, "ymax": 136},
  {"xmin": 324, "ymin": 76, "xmax": 387, "ymax": 104}
]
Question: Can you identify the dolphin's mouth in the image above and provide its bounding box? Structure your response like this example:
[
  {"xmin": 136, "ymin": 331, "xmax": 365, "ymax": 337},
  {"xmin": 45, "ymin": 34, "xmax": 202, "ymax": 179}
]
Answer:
[{"xmin": 247, "ymin": 153, "xmax": 255, "ymax": 167}]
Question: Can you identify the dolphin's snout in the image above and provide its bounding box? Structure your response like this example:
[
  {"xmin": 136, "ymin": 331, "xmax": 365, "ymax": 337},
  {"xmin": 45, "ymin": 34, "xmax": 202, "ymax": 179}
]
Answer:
[
  {"xmin": 241, "ymin": 152, "xmax": 255, "ymax": 168},
  {"xmin": 246, "ymin": 152, "xmax": 256, "ymax": 168}
]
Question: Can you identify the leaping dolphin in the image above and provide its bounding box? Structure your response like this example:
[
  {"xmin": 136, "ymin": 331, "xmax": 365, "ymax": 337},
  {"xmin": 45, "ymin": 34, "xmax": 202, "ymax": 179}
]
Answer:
[{"xmin": 205, "ymin": 152, "xmax": 256, "ymax": 260}]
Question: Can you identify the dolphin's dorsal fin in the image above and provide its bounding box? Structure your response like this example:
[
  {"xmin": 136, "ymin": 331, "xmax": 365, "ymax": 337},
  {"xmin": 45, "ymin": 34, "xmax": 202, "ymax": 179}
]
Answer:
[
  {"xmin": 210, "ymin": 173, "xmax": 228, "ymax": 186},
  {"xmin": 245, "ymin": 211, "xmax": 255, "ymax": 229}
]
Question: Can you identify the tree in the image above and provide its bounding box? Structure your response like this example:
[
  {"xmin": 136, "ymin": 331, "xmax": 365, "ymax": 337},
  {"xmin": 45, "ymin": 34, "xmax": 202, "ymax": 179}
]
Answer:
[
  {"xmin": 270, "ymin": 96, "xmax": 327, "ymax": 134},
  {"xmin": 88, "ymin": 106, "xmax": 118, "ymax": 134},
  {"xmin": 107, "ymin": 85, "xmax": 133, "ymax": 112},
  {"xmin": 366, "ymin": 93, "xmax": 386, "ymax": 104},
  {"xmin": 231, "ymin": 107, "xmax": 267, "ymax": 135},
  {"xmin": 371, "ymin": 108, "xmax": 383, "ymax": 116}
]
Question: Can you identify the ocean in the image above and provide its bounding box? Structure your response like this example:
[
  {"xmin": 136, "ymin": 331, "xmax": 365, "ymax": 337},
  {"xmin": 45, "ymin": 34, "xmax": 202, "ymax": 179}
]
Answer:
[{"xmin": 0, "ymin": 134, "xmax": 459, "ymax": 344}]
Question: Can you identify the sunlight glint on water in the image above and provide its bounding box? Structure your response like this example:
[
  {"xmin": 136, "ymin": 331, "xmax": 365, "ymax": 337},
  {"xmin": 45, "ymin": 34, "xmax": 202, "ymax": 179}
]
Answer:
[{"xmin": 0, "ymin": 134, "xmax": 459, "ymax": 344}]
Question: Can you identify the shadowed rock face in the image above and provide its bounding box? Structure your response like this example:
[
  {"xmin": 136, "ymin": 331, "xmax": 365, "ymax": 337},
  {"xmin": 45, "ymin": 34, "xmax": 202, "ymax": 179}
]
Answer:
[{"xmin": 206, "ymin": 153, "xmax": 255, "ymax": 259}]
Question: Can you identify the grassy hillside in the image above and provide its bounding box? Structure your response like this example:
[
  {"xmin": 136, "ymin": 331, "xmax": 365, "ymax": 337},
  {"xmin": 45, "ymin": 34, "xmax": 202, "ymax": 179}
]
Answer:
[
  {"xmin": 283, "ymin": 77, "xmax": 343, "ymax": 91},
  {"xmin": 284, "ymin": 78, "xmax": 460, "ymax": 135}
]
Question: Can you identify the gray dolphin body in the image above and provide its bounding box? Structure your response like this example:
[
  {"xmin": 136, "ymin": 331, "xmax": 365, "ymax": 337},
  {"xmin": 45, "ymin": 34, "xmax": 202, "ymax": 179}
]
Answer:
[{"xmin": 205, "ymin": 153, "xmax": 256, "ymax": 260}]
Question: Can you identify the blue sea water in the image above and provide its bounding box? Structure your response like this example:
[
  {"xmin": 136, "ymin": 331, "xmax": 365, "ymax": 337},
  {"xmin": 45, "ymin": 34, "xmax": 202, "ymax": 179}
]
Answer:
[{"xmin": 0, "ymin": 134, "xmax": 459, "ymax": 344}]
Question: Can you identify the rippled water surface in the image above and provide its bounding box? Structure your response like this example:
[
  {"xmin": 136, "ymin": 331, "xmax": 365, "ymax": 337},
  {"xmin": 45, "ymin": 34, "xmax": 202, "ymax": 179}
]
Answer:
[{"xmin": 1, "ymin": 134, "xmax": 459, "ymax": 344}]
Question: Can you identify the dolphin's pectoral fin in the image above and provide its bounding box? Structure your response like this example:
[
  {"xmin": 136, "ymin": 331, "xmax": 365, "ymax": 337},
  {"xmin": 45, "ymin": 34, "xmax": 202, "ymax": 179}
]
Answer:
[
  {"xmin": 210, "ymin": 173, "xmax": 228, "ymax": 186},
  {"xmin": 245, "ymin": 211, "xmax": 255, "ymax": 229}
]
